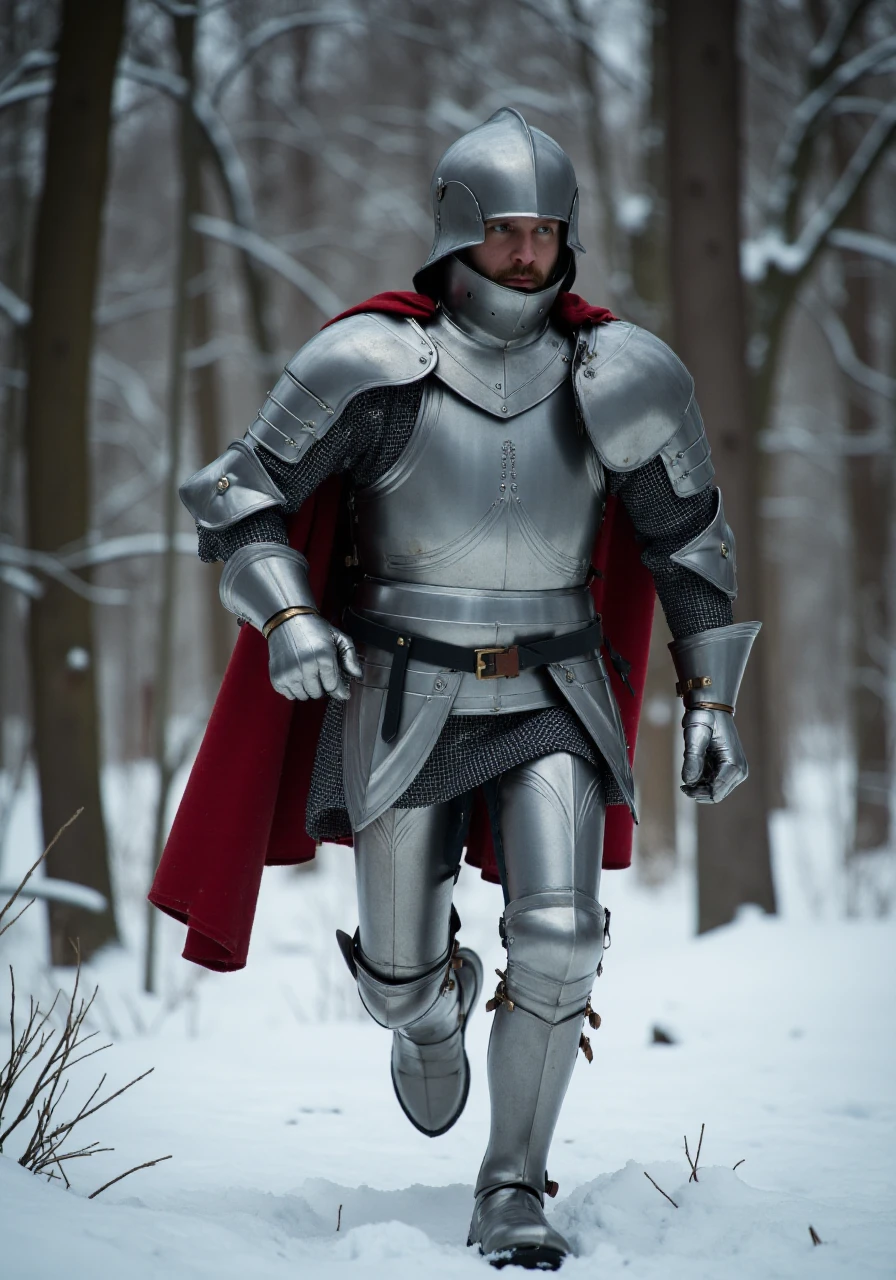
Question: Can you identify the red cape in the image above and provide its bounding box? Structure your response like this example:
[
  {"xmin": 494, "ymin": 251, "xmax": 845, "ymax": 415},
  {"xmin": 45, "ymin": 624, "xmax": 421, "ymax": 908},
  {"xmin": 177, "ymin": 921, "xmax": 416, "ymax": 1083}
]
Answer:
[{"xmin": 149, "ymin": 292, "xmax": 655, "ymax": 971}]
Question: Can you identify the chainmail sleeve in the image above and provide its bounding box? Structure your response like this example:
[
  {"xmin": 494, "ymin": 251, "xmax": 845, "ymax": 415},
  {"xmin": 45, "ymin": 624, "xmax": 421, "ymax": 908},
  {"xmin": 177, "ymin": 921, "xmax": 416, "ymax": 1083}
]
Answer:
[
  {"xmin": 197, "ymin": 382, "xmax": 425, "ymax": 563},
  {"xmin": 606, "ymin": 458, "xmax": 734, "ymax": 639}
]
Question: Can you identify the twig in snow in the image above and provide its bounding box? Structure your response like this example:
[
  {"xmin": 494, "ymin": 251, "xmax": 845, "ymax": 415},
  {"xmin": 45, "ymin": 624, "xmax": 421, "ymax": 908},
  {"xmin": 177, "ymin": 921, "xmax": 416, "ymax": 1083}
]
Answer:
[
  {"xmin": 644, "ymin": 1171, "xmax": 678, "ymax": 1209},
  {"xmin": 0, "ymin": 809, "xmax": 83, "ymax": 937},
  {"xmin": 733, "ymin": 1158, "xmax": 746, "ymax": 1171},
  {"xmin": 337, "ymin": 1203, "xmax": 342, "ymax": 1231},
  {"xmin": 685, "ymin": 1122, "xmax": 705, "ymax": 1183},
  {"xmin": 89, "ymin": 1154, "xmax": 172, "ymax": 1199},
  {"xmin": 809, "ymin": 1226, "xmax": 823, "ymax": 1246}
]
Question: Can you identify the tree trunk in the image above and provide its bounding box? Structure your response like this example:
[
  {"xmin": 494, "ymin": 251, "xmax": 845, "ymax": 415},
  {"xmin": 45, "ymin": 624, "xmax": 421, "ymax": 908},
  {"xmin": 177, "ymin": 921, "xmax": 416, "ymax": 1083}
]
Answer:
[
  {"xmin": 628, "ymin": 0, "xmax": 679, "ymax": 884},
  {"xmin": 835, "ymin": 184, "xmax": 892, "ymax": 859},
  {"xmin": 23, "ymin": 0, "xmax": 125, "ymax": 964},
  {"xmin": 666, "ymin": 0, "xmax": 776, "ymax": 932},
  {"xmin": 191, "ymin": 172, "xmax": 234, "ymax": 688},
  {"xmin": 143, "ymin": 7, "xmax": 200, "ymax": 994}
]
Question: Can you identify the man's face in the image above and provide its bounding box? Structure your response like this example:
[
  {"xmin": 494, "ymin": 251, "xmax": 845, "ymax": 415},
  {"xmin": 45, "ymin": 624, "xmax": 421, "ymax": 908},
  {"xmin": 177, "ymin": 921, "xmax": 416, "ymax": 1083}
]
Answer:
[{"xmin": 464, "ymin": 216, "xmax": 562, "ymax": 292}]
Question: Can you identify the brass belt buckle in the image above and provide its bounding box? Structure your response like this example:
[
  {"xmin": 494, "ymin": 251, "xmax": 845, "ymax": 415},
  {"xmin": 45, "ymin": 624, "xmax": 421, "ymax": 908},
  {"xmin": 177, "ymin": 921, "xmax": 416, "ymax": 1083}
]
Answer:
[{"xmin": 475, "ymin": 646, "xmax": 520, "ymax": 680}]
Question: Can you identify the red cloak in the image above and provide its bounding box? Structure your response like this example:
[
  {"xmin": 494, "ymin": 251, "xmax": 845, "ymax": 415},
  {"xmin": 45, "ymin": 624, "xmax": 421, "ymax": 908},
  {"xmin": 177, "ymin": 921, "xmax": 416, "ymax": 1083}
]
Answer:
[{"xmin": 149, "ymin": 292, "xmax": 655, "ymax": 972}]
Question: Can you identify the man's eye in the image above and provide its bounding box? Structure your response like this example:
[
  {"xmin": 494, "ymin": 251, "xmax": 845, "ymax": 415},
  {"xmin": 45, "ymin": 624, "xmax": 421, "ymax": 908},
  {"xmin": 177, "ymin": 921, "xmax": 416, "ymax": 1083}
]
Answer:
[
  {"xmin": 490, "ymin": 224, "xmax": 511, "ymax": 233},
  {"xmin": 536, "ymin": 226, "xmax": 554, "ymax": 235}
]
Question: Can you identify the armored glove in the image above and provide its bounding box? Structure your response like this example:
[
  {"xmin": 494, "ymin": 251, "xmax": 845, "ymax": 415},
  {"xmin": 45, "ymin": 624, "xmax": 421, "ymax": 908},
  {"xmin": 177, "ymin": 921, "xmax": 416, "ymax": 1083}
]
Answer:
[
  {"xmin": 266, "ymin": 613, "xmax": 361, "ymax": 701},
  {"xmin": 669, "ymin": 621, "xmax": 761, "ymax": 805},
  {"xmin": 219, "ymin": 542, "xmax": 362, "ymax": 701}
]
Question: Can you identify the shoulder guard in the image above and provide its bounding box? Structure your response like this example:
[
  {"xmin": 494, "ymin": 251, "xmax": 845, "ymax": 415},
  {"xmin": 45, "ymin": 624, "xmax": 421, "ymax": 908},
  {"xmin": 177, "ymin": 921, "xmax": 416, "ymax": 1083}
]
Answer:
[
  {"xmin": 179, "ymin": 439, "xmax": 285, "ymax": 531},
  {"xmin": 573, "ymin": 321, "xmax": 714, "ymax": 496},
  {"xmin": 247, "ymin": 313, "xmax": 437, "ymax": 464}
]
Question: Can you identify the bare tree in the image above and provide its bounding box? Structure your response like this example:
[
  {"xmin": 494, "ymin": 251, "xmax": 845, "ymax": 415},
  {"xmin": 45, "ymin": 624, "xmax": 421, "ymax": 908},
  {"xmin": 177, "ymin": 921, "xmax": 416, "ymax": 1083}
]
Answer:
[
  {"xmin": 23, "ymin": 0, "xmax": 125, "ymax": 963},
  {"xmin": 667, "ymin": 0, "xmax": 776, "ymax": 931}
]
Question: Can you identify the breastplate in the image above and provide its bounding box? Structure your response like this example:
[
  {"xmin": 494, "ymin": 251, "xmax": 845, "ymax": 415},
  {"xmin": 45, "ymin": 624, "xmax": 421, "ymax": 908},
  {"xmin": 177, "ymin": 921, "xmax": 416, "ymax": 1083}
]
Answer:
[{"xmin": 354, "ymin": 375, "xmax": 606, "ymax": 591}]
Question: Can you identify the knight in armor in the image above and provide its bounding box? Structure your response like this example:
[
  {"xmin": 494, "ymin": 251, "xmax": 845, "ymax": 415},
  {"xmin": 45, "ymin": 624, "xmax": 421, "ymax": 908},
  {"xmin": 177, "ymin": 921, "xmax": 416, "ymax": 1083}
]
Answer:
[{"xmin": 175, "ymin": 109, "xmax": 760, "ymax": 1270}]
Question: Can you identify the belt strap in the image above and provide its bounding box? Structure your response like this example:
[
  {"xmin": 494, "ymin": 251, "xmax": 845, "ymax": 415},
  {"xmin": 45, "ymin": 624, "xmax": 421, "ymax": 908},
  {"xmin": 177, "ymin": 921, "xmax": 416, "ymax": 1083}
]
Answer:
[{"xmin": 344, "ymin": 610, "xmax": 603, "ymax": 743}]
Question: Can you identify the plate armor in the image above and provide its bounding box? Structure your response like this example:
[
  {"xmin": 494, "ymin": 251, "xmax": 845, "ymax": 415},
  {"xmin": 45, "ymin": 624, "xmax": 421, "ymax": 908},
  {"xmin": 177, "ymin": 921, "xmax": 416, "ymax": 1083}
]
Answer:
[{"xmin": 179, "ymin": 107, "xmax": 759, "ymax": 1271}]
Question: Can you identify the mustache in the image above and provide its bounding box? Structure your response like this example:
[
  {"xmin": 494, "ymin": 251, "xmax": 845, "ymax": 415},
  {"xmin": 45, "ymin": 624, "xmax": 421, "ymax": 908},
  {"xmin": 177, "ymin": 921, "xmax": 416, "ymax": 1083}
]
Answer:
[{"xmin": 495, "ymin": 264, "xmax": 546, "ymax": 287}]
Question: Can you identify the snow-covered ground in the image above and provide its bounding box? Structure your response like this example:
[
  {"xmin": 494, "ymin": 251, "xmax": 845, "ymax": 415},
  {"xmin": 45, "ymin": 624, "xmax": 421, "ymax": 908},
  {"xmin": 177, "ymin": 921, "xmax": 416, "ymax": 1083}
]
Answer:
[{"xmin": 1, "ymin": 766, "xmax": 894, "ymax": 1278}]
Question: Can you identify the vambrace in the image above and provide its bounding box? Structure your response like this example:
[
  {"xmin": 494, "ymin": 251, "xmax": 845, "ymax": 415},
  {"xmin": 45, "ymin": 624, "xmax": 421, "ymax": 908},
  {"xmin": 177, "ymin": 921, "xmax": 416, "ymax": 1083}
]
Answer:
[
  {"xmin": 218, "ymin": 542, "xmax": 316, "ymax": 630},
  {"xmin": 669, "ymin": 620, "xmax": 761, "ymax": 713}
]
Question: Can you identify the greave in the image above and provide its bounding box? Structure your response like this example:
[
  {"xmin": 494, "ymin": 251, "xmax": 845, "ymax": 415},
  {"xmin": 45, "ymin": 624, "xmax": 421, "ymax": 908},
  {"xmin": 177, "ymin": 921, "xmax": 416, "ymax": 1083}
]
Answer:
[
  {"xmin": 469, "ymin": 889, "xmax": 605, "ymax": 1265},
  {"xmin": 336, "ymin": 917, "xmax": 482, "ymax": 1137}
]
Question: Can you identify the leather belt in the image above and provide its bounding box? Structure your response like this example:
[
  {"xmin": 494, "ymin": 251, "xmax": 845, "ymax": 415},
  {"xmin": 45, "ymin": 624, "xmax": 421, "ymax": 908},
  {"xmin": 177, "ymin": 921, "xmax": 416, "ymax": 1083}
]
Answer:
[{"xmin": 345, "ymin": 609, "xmax": 603, "ymax": 743}]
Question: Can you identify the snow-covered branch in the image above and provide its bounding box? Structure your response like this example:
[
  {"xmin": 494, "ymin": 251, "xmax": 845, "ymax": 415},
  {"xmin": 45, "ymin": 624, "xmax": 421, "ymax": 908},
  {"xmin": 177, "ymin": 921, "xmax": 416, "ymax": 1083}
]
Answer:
[
  {"xmin": 0, "ymin": 878, "xmax": 107, "ymax": 913},
  {"xmin": 828, "ymin": 228, "xmax": 896, "ymax": 268},
  {"xmin": 210, "ymin": 10, "xmax": 361, "ymax": 106},
  {"xmin": 767, "ymin": 33, "xmax": 896, "ymax": 227},
  {"xmin": 0, "ymin": 77, "xmax": 54, "ymax": 113},
  {"xmin": 0, "ymin": 48, "xmax": 56, "ymax": 97},
  {"xmin": 808, "ymin": 0, "xmax": 876, "ymax": 73},
  {"xmin": 795, "ymin": 97, "xmax": 896, "ymax": 272},
  {"xmin": 0, "ymin": 543, "xmax": 129, "ymax": 605},
  {"xmin": 514, "ymin": 0, "xmax": 640, "ymax": 92},
  {"xmin": 0, "ymin": 280, "xmax": 31, "ymax": 328},
  {"xmin": 60, "ymin": 533, "xmax": 198, "ymax": 572},
  {"xmin": 799, "ymin": 295, "xmax": 896, "ymax": 401},
  {"xmin": 192, "ymin": 214, "xmax": 345, "ymax": 315},
  {"xmin": 746, "ymin": 99, "xmax": 896, "ymax": 287}
]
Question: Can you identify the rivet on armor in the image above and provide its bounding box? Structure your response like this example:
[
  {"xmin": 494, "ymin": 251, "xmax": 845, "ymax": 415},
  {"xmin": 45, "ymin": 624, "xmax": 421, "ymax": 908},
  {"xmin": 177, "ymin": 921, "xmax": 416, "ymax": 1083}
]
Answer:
[
  {"xmin": 537, "ymin": 307, "xmax": 544, "ymax": 314},
  {"xmin": 215, "ymin": 476, "xmax": 230, "ymax": 493},
  {"xmin": 419, "ymin": 356, "xmax": 428, "ymax": 364},
  {"xmin": 500, "ymin": 484, "xmax": 506, "ymax": 491},
  {"xmin": 501, "ymin": 406, "xmax": 508, "ymax": 413},
  {"xmin": 397, "ymin": 637, "xmax": 406, "ymax": 647},
  {"xmin": 565, "ymin": 668, "xmax": 575, "ymax": 683},
  {"xmin": 584, "ymin": 368, "xmax": 595, "ymax": 378},
  {"xmin": 561, "ymin": 355, "xmax": 570, "ymax": 363},
  {"xmin": 434, "ymin": 678, "xmax": 446, "ymax": 691},
  {"xmin": 720, "ymin": 542, "xmax": 729, "ymax": 558},
  {"xmin": 436, "ymin": 176, "xmax": 446, "ymax": 201},
  {"xmin": 467, "ymin": 291, "xmax": 473, "ymax": 299},
  {"xmin": 495, "ymin": 383, "xmax": 502, "ymax": 390},
  {"xmin": 510, "ymin": 484, "xmax": 518, "ymax": 492}
]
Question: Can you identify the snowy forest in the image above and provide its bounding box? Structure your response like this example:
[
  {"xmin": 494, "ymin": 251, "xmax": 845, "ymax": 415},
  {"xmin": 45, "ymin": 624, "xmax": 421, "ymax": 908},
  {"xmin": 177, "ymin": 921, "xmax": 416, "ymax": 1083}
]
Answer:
[{"xmin": 0, "ymin": 0, "xmax": 894, "ymax": 1276}]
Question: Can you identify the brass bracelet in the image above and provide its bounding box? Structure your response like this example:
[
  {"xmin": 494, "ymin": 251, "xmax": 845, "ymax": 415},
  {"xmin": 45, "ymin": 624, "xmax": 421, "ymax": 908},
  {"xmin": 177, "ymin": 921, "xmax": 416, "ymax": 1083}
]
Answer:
[
  {"xmin": 262, "ymin": 605, "xmax": 319, "ymax": 640},
  {"xmin": 688, "ymin": 700, "xmax": 735, "ymax": 715}
]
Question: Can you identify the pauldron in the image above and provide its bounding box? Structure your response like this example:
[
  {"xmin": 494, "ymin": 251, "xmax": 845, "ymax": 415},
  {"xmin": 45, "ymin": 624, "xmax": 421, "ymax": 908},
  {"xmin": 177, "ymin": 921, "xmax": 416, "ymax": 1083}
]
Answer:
[
  {"xmin": 573, "ymin": 321, "xmax": 714, "ymax": 497},
  {"xmin": 180, "ymin": 313, "xmax": 437, "ymax": 530}
]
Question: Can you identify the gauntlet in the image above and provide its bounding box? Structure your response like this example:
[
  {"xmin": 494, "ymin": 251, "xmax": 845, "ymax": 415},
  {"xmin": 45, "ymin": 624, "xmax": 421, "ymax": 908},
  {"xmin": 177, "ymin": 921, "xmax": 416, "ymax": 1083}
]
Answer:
[
  {"xmin": 219, "ymin": 542, "xmax": 362, "ymax": 700},
  {"xmin": 668, "ymin": 621, "xmax": 761, "ymax": 804}
]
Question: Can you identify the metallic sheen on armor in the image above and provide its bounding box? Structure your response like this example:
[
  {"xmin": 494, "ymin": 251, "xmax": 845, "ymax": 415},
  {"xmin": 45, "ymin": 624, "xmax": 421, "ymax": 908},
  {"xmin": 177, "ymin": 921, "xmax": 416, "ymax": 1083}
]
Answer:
[
  {"xmin": 669, "ymin": 620, "xmax": 762, "ymax": 710},
  {"xmin": 179, "ymin": 438, "xmax": 286, "ymax": 530},
  {"xmin": 342, "ymin": 579, "xmax": 636, "ymax": 829},
  {"xmin": 575, "ymin": 320, "xmax": 715, "ymax": 496},
  {"xmin": 440, "ymin": 253, "xmax": 567, "ymax": 349},
  {"xmin": 670, "ymin": 487, "xmax": 737, "ymax": 597},
  {"xmin": 218, "ymin": 542, "xmax": 315, "ymax": 627},
  {"xmin": 354, "ymin": 380, "xmax": 602, "ymax": 590},
  {"xmin": 247, "ymin": 313, "xmax": 436, "ymax": 464},
  {"xmin": 415, "ymin": 107, "xmax": 584, "ymax": 289},
  {"xmin": 430, "ymin": 285, "xmax": 572, "ymax": 419}
]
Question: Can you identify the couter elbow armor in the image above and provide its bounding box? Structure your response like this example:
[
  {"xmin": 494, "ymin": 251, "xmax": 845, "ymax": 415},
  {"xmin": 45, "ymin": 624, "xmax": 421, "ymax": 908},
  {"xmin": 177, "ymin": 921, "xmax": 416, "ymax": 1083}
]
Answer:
[
  {"xmin": 670, "ymin": 487, "xmax": 737, "ymax": 598},
  {"xmin": 179, "ymin": 438, "xmax": 286, "ymax": 530}
]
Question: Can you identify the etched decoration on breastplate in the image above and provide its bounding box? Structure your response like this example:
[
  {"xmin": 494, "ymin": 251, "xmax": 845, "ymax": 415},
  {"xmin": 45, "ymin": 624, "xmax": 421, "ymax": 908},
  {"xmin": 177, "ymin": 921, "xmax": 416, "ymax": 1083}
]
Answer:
[{"xmin": 355, "ymin": 379, "xmax": 606, "ymax": 592}]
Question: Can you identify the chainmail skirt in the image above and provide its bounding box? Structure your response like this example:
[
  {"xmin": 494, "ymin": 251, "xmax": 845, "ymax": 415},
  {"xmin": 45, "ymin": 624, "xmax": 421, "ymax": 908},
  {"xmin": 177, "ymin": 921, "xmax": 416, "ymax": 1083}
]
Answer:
[{"xmin": 306, "ymin": 697, "xmax": 625, "ymax": 841}]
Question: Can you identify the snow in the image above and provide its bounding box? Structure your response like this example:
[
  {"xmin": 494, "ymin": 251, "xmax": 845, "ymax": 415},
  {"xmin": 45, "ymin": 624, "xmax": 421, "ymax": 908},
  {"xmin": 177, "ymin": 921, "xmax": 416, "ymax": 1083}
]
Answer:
[{"xmin": 1, "ymin": 768, "xmax": 894, "ymax": 1278}]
